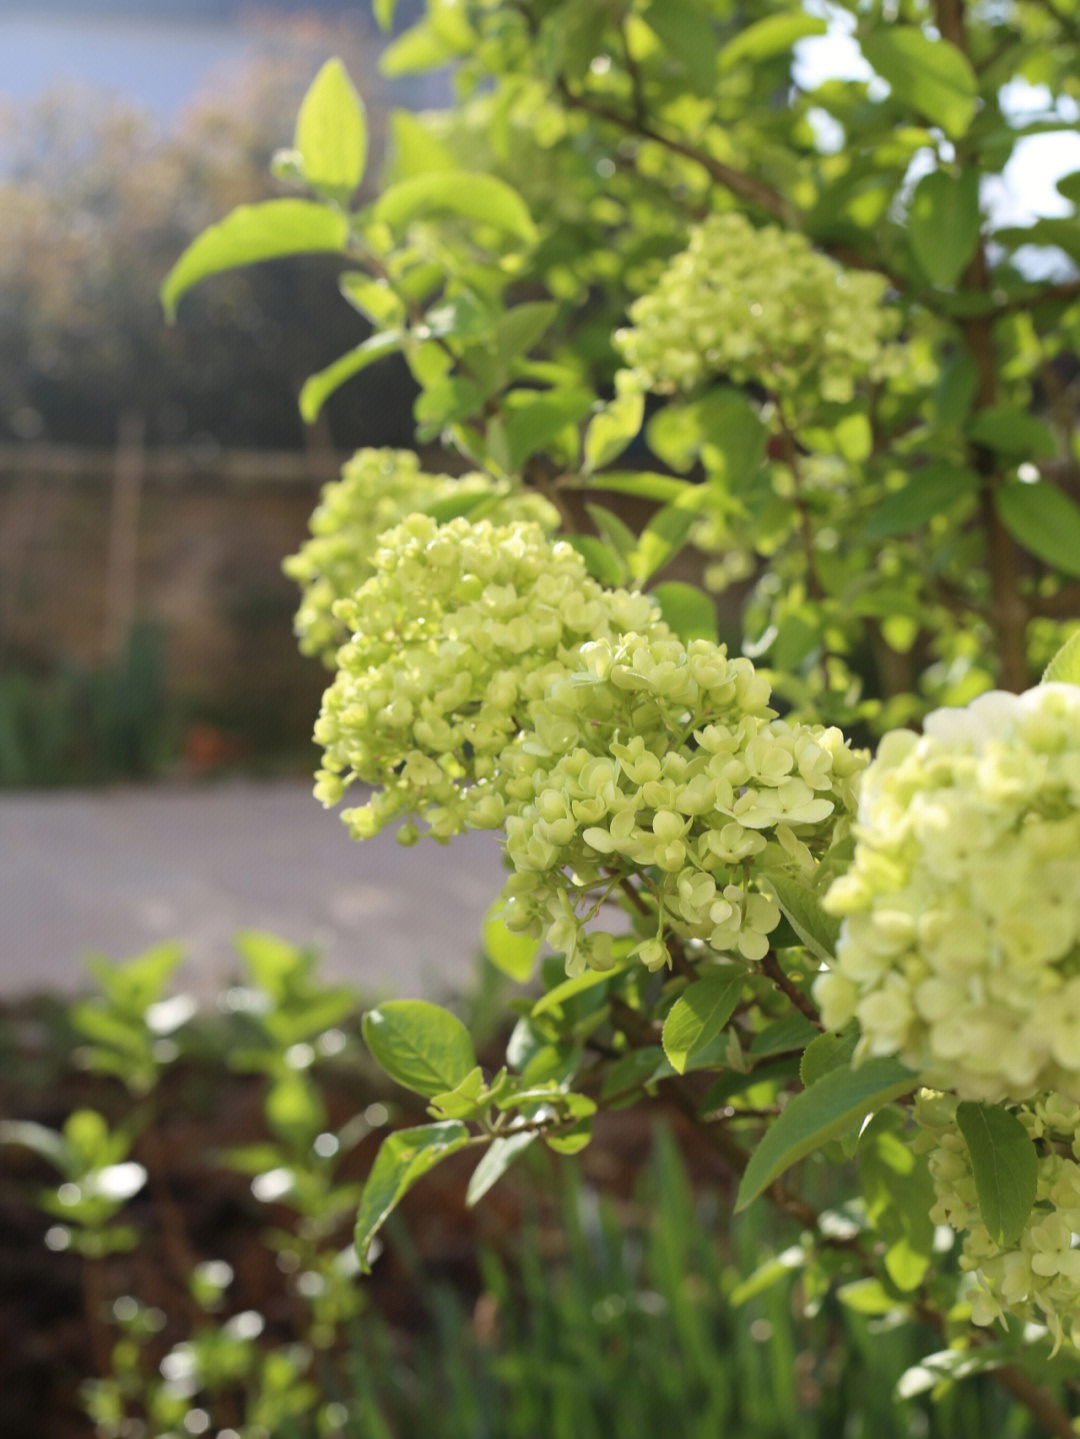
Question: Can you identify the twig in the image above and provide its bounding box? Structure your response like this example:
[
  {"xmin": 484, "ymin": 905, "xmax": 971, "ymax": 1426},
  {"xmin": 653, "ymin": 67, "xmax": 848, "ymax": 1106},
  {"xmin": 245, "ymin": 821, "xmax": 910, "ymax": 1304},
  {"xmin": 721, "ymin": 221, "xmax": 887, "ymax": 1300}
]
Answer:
[{"xmin": 760, "ymin": 951, "xmax": 823, "ymax": 1030}]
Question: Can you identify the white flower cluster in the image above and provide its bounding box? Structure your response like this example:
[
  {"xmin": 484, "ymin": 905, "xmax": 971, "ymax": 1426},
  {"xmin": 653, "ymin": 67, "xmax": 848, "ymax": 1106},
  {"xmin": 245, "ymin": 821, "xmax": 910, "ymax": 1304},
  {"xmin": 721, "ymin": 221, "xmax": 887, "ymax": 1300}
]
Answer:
[
  {"xmin": 614, "ymin": 212, "xmax": 899, "ymax": 404},
  {"xmin": 284, "ymin": 448, "xmax": 557, "ymax": 664},
  {"xmin": 816, "ymin": 685, "xmax": 1080, "ymax": 1103},
  {"xmin": 914, "ymin": 1090, "xmax": 1080, "ymax": 1350},
  {"xmin": 500, "ymin": 631, "xmax": 864, "ymax": 975},
  {"xmin": 313, "ymin": 514, "xmax": 660, "ymax": 841}
]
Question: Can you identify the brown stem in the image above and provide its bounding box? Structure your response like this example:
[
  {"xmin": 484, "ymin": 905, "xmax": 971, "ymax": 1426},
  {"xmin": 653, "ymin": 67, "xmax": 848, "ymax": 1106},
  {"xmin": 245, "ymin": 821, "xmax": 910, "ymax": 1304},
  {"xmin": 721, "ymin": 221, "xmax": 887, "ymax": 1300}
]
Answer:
[{"xmin": 760, "ymin": 951, "xmax": 823, "ymax": 1030}]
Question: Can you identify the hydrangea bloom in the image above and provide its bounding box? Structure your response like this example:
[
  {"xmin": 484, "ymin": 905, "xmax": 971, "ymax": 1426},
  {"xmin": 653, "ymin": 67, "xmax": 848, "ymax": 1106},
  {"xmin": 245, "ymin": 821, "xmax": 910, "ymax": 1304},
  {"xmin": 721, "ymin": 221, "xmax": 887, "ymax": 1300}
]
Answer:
[
  {"xmin": 284, "ymin": 448, "xmax": 557, "ymax": 664},
  {"xmin": 614, "ymin": 212, "xmax": 899, "ymax": 405},
  {"xmin": 816, "ymin": 684, "xmax": 1080, "ymax": 1102},
  {"xmin": 313, "ymin": 514, "xmax": 660, "ymax": 841},
  {"xmin": 915, "ymin": 1090, "xmax": 1080, "ymax": 1350},
  {"xmin": 499, "ymin": 631, "xmax": 864, "ymax": 975}
]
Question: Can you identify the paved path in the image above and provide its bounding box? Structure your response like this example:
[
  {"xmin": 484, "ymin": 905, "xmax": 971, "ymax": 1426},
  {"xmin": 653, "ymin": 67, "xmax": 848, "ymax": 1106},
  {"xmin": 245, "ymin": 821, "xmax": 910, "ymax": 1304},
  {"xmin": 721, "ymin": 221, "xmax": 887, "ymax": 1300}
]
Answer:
[{"xmin": 1, "ymin": 781, "xmax": 507, "ymax": 1002}]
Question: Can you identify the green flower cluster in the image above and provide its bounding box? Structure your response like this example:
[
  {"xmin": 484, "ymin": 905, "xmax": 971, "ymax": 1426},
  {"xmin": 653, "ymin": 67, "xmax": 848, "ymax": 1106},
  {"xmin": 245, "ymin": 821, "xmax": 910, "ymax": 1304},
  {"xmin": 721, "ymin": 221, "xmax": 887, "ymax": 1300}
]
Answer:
[
  {"xmin": 816, "ymin": 685, "xmax": 1080, "ymax": 1103},
  {"xmin": 284, "ymin": 448, "xmax": 557, "ymax": 664},
  {"xmin": 312, "ymin": 514, "xmax": 660, "ymax": 841},
  {"xmin": 614, "ymin": 212, "xmax": 899, "ymax": 404},
  {"xmin": 498, "ymin": 632, "xmax": 864, "ymax": 975},
  {"xmin": 915, "ymin": 1090, "xmax": 1080, "ymax": 1350}
]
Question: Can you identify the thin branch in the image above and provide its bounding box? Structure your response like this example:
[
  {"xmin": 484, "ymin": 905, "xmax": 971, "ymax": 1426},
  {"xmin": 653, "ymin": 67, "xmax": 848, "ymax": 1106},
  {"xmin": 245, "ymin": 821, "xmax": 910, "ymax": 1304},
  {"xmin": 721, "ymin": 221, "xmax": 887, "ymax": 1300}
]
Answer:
[{"xmin": 760, "ymin": 951, "xmax": 823, "ymax": 1030}]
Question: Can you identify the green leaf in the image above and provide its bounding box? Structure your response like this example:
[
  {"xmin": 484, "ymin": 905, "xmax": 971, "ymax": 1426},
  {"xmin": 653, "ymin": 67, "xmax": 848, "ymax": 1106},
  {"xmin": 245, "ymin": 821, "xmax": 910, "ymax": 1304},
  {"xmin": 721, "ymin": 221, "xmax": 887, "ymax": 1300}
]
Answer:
[
  {"xmin": 862, "ymin": 28, "xmax": 977, "ymax": 139},
  {"xmin": 362, "ymin": 1000, "xmax": 477, "ymax": 1098},
  {"xmin": 863, "ymin": 463, "xmax": 979, "ymax": 540},
  {"xmin": 578, "ymin": 471, "xmax": 691, "ymax": 504},
  {"xmin": 629, "ymin": 502, "xmax": 698, "ymax": 582},
  {"xmin": 299, "ymin": 332, "xmax": 402, "ymax": 423},
  {"xmin": 836, "ymin": 1277, "xmax": 904, "ymax": 1315},
  {"xmin": 747, "ymin": 1012, "xmax": 820, "ymax": 1059},
  {"xmin": 84, "ymin": 943, "xmax": 184, "ymax": 1016},
  {"xmin": 735, "ymin": 1056, "xmax": 916, "ymax": 1211},
  {"xmin": 355, "ymin": 1122, "xmax": 470, "ymax": 1270},
  {"xmin": 374, "ymin": 0, "xmax": 398, "ymax": 30},
  {"xmin": 647, "ymin": 388, "xmax": 765, "ymax": 478},
  {"xmin": 642, "ymin": 0, "xmax": 718, "ymax": 94},
  {"xmin": 294, "ymin": 59, "xmax": 367, "ymax": 197},
  {"xmin": 996, "ymin": 481, "xmax": 1080, "ymax": 578},
  {"xmin": 719, "ymin": 13, "xmax": 827, "ymax": 68},
  {"xmin": 566, "ymin": 534, "xmax": 628, "ymax": 586},
  {"xmin": 265, "ymin": 1072, "xmax": 326, "ymax": 1146},
  {"xmin": 650, "ymin": 581, "xmax": 718, "ymax": 643},
  {"xmin": 584, "ymin": 392, "xmax": 645, "ymax": 472},
  {"xmin": 908, "ymin": 169, "xmax": 980, "ymax": 288},
  {"xmin": 1043, "ymin": 630, "xmax": 1080, "ymax": 684},
  {"xmin": 371, "ymin": 172, "xmax": 536, "ymax": 243},
  {"xmin": 492, "ymin": 302, "xmax": 558, "ymax": 373},
  {"xmin": 800, "ymin": 1029, "xmax": 858, "ymax": 1089},
  {"xmin": 466, "ymin": 1131, "xmax": 537, "ymax": 1206},
  {"xmin": 955, "ymin": 1101, "xmax": 1038, "ymax": 1248},
  {"xmin": 0, "ymin": 1119, "xmax": 68, "ymax": 1171},
  {"xmin": 504, "ymin": 388, "xmax": 594, "ymax": 470},
  {"xmin": 968, "ymin": 407, "xmax": 1056, "ymax": 457},
  {"xmin": 764, "ymin": 875, "xmax": 840, "ymax": 964},
  {"xmin": 586, "ymin": 503, "xmax": 638, "ymax": 560},
  {"xmin": 662, "ymin": 970, "xmax": 744, "ymax": 1075},
  {"xmin": 161, "ymin": 201, "xmax": 349, "ymax": 320},
  {"xmin": 483, "ymin": 902, "xmax": 540, "ymax": 983},
  {"xmin": 545, "ymin": 1114, "xmax": 594, "ymax": 1154},
  {"xmin": 427, "ymin": 1066, "xmax": 489, "ymax": 1120},
  {"xmin": 858, "ymin": 1108, "xmax": 935, "ymax": 1291}
]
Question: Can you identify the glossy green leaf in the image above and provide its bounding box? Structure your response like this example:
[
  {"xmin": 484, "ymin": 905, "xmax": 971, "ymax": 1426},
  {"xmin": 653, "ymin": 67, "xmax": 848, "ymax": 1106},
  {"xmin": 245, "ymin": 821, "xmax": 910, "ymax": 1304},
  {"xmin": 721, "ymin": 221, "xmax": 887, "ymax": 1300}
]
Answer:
[
  {"xmin": 968, "ymin": 407, "xmax": 1056, "ymax": 457},
  {"xmin": 566, "ymin": 534, "xmax": 628, "ymax": 586},
  {"xmin": 908, "ymin": 169, "xmax": 980, "ymax": 288},
  {"xmin": 800, "ymin": 1028, "xmax": 858, "ymax": 1089},
  {"xmin": 651, "ymin": 581, "xmax": 719, "ymax": 643},
  {"xmin": 362, "ymin": 1000, "xmax": 477, "ymax": 1097},
  {"xmin": 371, "ymin": 171, "xmax": 536, "ymax": 243},
  {"xmin": 294, "ymin": 59, "xmax": 367, "ymax": 196},
  {"xmin": 863, "ymin": 463, "xmax": 979, "ymax": 540},
  {"xmin": 862, "ymin": 28, "xmax": 977, "ymax": 139},
  {"xmin": 956, "ymin": 1101, "xmax": 1038, "ymax": 1248},
  {"xmin": 483, "ymin": 902, "xmax": 540, "ymax": 983},
  {"xmin": 466, "ymin": 1131, "xmax": 537, "ymax": 1206},
  {"xmin": 299, "ymin": 332, "xmax": 402, "ymax": 422},
  {"xmin": 578, "ymin": 471, "xmax": 691, "ymax": 504},
  {"xmin": 662, "ymin": 969, "xmax": 744, "ymax": 1075},
  {"xmin": 584, "ymin": 392, "xmax": 645, "ymax": 472},
  {"xmin": 504, "ymin": 388, "xmax": 594, "ymax": 470},
  {"xmin": 735, "ymin": 1056, "xmax": 916, "ymax": 1211},
  {"xmin": 355, "ymin": 1122, "xmax": 470, "ymax": 1270},
  {"xmin": 764, "ymin": 875, "xmax": 840, "ymax": 964},
  {"xmin": 720, "ymin": 13, "xmax": 827, "ymax": 67},
  {"xmin": 1043, "ymin": 630, "xmax": 1080, "ymax": 684},
  {"xmin": 161, "ymin": 201, "xmax": 349, "ymax": 320},
  {"xmin": 996, "ymin": 480, "xmax": 1080, "ymax": 578}
]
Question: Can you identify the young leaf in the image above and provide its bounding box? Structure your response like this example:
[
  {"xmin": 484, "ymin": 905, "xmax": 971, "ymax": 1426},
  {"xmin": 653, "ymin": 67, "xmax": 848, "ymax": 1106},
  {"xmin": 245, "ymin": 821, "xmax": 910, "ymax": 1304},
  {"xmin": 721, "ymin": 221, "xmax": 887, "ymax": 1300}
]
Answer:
[
  {"xmin": 362, "ymin": 1000, "xmax": 477, "ymax": 1097},
  {"xmin": 662, "ymin": 969, "xmax": 744, "ymax": 1075},
  {"xmin": 566, "ymin": 534, "xmax": 628, "ymax": 586},
  {"xmin": 466, "ymin": 1131, "xmax": 537, "ymax": 1206},
  {"xmin": 371, "ymin": 172, "xmax": 536, "ymax": 243},
  {"xmin": 161, "ymin": 201, "xmax": 349, "ymax": 320},
  {"xmin": 907, "ymin": 169, "xmax": 980, "ymax": 288},
  {"xmin": 584, "ymin": 391, "xmax": 645, "ymax": 472},
  {"xmin": 1043, "ymin": 630, "xmax": 1080, "ymax": 685},
  {"xmin": 629, "ymin": 503, "xmax": 698, "ymax": 582},
  {"xmin": 995, "ymin": 481, "xmax": 1080, "ymax": 578},
  {"xmin": 650, "ymin": 582, "xmax": 719, "ymax": 643},
  {"xmin": 294, "ymin": 59, "xmax": 367, "ymax": 197},
  {"xmin": 955, "ymin": 1101, "xmax": 1038, "ymax": 1248},
  {"xmin": 800, "ymin": 1028, "xmax": 858, "ymax": 1089},
  {"xmin": 355, "ymin": 1122, "xmax": 470, "ymax": 1270},
  {"xmin": 862, "ymin": 28, "xmax": 977, "ymax": 139},
  {"xmin": 482, "ymin": 902, "xmax": 540, "ymax": 983},
  {"xmin": 735, "ymin": 1056, "xmax": 916, "ymax": 1211},
  {"xmin": 764, "ymin": 875, "xmax": 840, "ymax": 964},
  {"xmin": 299, "ymin": 332, "xmax": 402, "ymax": 423},
  {"xmin": 504, "ymin": 389, "xmax": 594, "ymax": 470},
  {"xmin": 586, "ymin": 503, "xmax": 638, "ymax": 561}
]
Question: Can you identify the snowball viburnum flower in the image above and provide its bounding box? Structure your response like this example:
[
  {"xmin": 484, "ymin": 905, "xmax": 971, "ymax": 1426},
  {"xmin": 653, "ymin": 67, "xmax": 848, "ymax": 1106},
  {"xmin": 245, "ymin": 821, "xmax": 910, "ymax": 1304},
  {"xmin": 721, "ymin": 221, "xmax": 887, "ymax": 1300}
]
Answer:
[
  {"xmin": 816, "ymin": 684, "xmax": 1080, "ymax": 1102},
  {"xmin": 284, "ymin": 448, "xmax": 557, "ymax": 665},
  {"xmin": 915, "ymin": 1089, "xmax": 1080, "ymax": 1351},
  {"xmin": 312, "ymin": 514, "xmax": 660, "ymax": 842},
  {"xmin": 614, "ymin": 211, "xmax": 899, "ymax": 407}
]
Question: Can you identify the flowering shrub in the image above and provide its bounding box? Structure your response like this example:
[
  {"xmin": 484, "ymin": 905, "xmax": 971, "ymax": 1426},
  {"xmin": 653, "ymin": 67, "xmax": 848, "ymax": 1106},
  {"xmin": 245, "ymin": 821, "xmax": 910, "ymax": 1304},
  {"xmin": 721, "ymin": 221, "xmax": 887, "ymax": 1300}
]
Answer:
[{"xmin": 161, "ymin": 10, "xmax": 1080, "ymax": 1433}]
